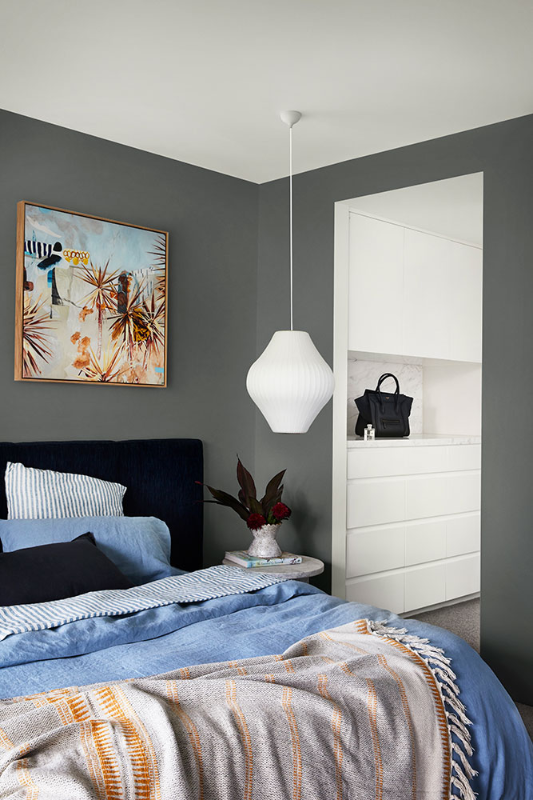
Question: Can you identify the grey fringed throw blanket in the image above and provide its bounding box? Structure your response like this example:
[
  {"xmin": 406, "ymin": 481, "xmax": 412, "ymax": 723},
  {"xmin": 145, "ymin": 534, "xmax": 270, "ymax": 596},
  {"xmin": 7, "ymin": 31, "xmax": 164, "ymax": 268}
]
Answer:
[{"xmin": 0, "ymin": 619, "xmax": 475, "ymax": 799}]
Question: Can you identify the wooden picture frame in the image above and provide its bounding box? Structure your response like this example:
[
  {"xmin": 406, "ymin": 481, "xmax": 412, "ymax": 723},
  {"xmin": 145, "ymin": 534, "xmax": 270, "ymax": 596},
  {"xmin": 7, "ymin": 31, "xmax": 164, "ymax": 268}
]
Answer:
[{"xmin": 15, "ymin": 202, "xmax": 168, "ymax": 387}]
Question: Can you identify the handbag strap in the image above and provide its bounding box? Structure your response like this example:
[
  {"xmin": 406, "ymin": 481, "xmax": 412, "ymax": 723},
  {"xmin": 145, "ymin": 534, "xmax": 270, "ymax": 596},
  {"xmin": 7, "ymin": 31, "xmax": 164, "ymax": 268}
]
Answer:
[
  {"xmin": 376, "ymin": 373, "xmax": 400, "ymax": 395},
  {"xmin": 375, "ymin": 373, "xmax": 400, "ymax": 413}
]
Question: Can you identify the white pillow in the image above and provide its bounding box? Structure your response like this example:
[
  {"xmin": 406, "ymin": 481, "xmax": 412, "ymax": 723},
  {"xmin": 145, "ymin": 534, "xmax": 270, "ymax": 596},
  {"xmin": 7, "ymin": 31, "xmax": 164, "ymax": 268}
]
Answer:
[{"xmin": 5, "ymin": 462, "xmax": 126, "ymax": 520}]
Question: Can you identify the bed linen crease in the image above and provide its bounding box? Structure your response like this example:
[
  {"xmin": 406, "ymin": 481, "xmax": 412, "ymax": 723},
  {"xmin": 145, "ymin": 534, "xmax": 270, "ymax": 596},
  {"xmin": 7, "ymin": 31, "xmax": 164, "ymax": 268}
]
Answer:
[
  {"xmin": 0, "ymin": 620, "xmax": 461, "ymax": 799},
  {"xmin": 0, "ymin": 572, "xmax": 529, "ymax": 799}
]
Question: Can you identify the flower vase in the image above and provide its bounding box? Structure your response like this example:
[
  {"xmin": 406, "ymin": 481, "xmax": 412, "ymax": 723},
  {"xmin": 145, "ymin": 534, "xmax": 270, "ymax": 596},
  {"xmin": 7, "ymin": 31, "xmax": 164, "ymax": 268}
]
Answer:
[{"xmin": 247, "ymin": 524, "xmax": 282, "ymax": 558}]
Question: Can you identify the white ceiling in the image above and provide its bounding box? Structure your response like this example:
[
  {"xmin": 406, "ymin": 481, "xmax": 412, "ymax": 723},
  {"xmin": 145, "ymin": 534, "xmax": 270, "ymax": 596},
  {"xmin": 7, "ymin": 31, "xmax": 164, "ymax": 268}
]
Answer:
[
  {"xmin": 347, "ymin": 174, "xmax": 484, "ymax": 247},
  {"xmin": 1, "ymin": 1, "xmax": 533, "ymax": 183}
]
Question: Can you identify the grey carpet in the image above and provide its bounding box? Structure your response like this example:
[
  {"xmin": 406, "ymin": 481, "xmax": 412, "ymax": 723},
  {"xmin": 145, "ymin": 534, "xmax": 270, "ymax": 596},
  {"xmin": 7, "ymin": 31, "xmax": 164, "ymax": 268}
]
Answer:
[{"xmin": 410, "ymin": 598, "xmax": 533, "ymax": 741}]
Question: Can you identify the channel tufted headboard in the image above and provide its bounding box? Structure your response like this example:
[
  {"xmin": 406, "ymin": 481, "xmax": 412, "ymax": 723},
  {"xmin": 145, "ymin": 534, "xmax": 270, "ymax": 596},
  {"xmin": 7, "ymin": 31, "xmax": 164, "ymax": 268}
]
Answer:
[{"xmin": 0, "ymin": 438, "xmax": 203, "ymax": 572}]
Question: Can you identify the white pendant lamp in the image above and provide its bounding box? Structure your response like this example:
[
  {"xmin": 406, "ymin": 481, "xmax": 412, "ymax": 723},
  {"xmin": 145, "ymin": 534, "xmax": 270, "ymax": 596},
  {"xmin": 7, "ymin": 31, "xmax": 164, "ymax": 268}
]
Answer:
[{"xmin": 247, "ymin": 111, "xmax": 334, "ymax": 433}]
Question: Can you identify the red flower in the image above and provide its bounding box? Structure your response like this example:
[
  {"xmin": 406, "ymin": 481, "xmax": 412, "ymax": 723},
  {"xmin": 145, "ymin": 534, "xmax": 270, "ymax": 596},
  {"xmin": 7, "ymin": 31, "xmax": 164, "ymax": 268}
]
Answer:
[
  {"xmin": 271, "ymin": 502, "xmax": 291, "ymax": 521},
  {"xmin": 247, "ymin": 513, "xmax": 267, "ymax": 530}
]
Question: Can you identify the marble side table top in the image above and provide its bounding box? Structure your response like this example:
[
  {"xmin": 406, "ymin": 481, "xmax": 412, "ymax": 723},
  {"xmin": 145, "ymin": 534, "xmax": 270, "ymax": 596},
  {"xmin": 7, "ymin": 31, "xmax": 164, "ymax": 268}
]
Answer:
[{"xmin": 222, "ymin": 555, "xmax": 324, "ymax": 582}]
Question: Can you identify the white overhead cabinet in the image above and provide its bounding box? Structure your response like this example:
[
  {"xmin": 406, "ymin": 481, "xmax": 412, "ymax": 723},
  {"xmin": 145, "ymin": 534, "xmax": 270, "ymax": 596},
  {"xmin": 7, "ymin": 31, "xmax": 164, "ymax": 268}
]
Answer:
[
  {"xmin": 403, "ymin": 229, "xmax": 451, "ymax": 359},
  {"xmin": 348, "ymin": 215, "xmax": 404, "ymax": 355},
  {"xmin": 348, "ymin": 214, "xmax": 482, "ymax": 363},
  {"xmin": 448, "ymin": 240, "xmax": 483, "ymax": 363}
]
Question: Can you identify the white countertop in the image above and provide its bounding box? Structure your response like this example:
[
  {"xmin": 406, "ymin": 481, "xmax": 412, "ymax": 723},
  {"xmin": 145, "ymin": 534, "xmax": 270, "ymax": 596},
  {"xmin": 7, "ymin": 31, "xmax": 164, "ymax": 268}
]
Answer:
[{"xmin": 347, "ymin": 433, "xmax": 481, "ymax": 448}]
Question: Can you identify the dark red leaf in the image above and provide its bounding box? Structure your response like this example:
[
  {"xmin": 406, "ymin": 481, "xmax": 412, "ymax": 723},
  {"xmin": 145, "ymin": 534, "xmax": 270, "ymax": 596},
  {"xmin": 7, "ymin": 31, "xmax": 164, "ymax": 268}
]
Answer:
[
  {"xmin": 260, "ymin": 470, "xmax": 286, "ymax": 516},
  {"xmin": 203, "ymin": 485, "xmax": 249, "ymax": 521},
  {"xmin": 237, "ymin": 458, "xmax": 256, "ymax": 501}
]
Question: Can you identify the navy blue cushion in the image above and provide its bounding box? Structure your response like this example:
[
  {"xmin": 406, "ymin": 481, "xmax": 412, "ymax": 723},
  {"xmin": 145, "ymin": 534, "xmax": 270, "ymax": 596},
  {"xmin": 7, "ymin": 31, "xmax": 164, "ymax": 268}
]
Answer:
[
  {"xmin": 0, "ymin": 533, "xmax": 133, "ymax": 606},
  {"xmin": 0, "ymin": 516, "xmax": 179, "ymax": 585}
]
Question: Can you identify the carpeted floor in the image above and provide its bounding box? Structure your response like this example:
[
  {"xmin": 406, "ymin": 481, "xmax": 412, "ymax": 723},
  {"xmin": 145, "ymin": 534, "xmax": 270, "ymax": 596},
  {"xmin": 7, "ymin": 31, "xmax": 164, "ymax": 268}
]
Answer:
[{"xmin": 410, "ymin": 598, "xmax": 533, "ymax": 741}]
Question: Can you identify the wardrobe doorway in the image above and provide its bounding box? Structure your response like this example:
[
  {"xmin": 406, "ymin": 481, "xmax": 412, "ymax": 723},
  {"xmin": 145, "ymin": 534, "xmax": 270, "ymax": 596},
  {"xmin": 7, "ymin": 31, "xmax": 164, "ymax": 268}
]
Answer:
[{"xmin": 332, "ymin": 173, "xmax": 483, "ymax": 617}]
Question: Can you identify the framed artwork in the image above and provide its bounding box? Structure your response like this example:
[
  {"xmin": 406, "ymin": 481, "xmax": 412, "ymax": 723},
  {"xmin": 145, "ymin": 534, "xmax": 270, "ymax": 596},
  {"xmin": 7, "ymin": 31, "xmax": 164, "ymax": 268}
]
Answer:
[{"xmin": 15, "ymin": 202, "xmax": 167, "ymax": 387}]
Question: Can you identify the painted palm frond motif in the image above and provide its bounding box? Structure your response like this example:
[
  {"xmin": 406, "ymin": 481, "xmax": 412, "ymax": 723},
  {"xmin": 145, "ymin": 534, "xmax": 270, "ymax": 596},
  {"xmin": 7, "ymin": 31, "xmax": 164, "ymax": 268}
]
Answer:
[
  {"xmin": 22, "ymin": 295, "xmax": 55, "ymax": 378},
  {"xmin": 76, "ymin": 260, "xmax": 119, "ymax": 357},
  {"xmin": 141, "ymin": 294, "xmax": 165, "ymax": 367},
  {"xmin": 109, "ymin": 283, "xmax": 150, "ymax": 365},
  {"xmin": 148, "ymin": 233, "xmax": 167, "ymax": 267},
  {"xmin": 148, "ymin": 233, "xmax": 167, "ymax": 302},
  {"xmin": 155, "ymin": 268, "xmax": 166, "ymax": 302},
  {"xmin": 16, "ymin": 203, "xmax": 167, "ymax": 386},
  {"xmin": 81, "ymin": 344, "xmax": 128, "ymax": 383}
]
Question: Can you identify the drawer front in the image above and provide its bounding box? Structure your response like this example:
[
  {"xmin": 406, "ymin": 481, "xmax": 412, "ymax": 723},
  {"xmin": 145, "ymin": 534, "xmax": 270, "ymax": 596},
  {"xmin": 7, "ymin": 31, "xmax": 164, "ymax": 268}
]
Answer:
[
  {"xmin": 447, "ymin": 514, "xmax": 480, "ymax": 557},
  {"xmin": 348, "ymin": 472, "xmax": 480, "ymax": 530},
  {"xmin": 446, "ymin": 444, "xmax": 481, "ymax": 472},
  {"xmin": 347, "ymin": 444, "xmax": 480, "ymax": 481},
  {"xmin": 405, "ymin": 519, "xmax": 447, "ymax": 566},
  {"xmin": 347, "ymin": 446, "xmax": 447, "ymax": 480},
  {"xmin": 446, "ymin": 473, "xmax": 481, "ymax": 515},
  {"xmin": 405, "ymin": 473, "xmax": 480, "ymax": 520},
  {"xmin": 405, "ymin": 475, "xmax": 448, "ymax": 519},
  {"xmin": 347, "ymin": 525, "xmax": 405, "ymax": 578},
  {"xmin": 446, "ymin": 554, "xmax": 480, "ymax": 600},
  {"xmin": 405, "ymin": 563, "xmax": 446, "ymax": 611},
  {"xmin": 347, "ymin": 479, "xmax": 405, "ymax": 528},
  {"xmin": 345, "ymin": 573, "xmax": 404, "ymax": 614}
]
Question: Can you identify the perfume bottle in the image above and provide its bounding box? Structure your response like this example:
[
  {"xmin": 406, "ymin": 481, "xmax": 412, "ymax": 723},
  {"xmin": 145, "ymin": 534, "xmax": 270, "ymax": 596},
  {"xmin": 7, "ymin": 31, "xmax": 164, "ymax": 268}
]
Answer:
[{"xmin": 364, "ymin": 424, "xmax": 375, "ymax": 441}]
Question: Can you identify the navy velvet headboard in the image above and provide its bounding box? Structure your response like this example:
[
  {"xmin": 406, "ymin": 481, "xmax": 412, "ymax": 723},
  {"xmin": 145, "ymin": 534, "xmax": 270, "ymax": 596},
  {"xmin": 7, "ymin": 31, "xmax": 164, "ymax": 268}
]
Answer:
[{"xmin": 0, "ymin": 439, "xmax": 203, "ymax": 572}]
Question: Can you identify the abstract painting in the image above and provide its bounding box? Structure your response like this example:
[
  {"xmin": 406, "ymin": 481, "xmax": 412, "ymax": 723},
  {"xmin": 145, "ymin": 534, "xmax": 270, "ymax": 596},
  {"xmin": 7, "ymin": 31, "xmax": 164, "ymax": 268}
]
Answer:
[{"xmin": 15, "ymin": 202, "xmax": 167, "ymax": 386}]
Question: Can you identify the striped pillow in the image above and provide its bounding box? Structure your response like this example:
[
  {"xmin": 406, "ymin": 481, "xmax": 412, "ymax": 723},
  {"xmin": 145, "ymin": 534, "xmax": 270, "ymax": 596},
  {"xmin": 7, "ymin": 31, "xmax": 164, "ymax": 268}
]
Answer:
[{"xmin": 5, "ymin": 462, "xmax": 126, "ymax": 520}]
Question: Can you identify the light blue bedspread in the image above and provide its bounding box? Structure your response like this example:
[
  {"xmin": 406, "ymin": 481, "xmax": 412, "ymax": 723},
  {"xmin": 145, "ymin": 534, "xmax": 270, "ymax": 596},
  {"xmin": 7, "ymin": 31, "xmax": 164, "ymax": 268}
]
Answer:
[{"xmin": 0, "ymin": 576, "xmax": 530, "ymax": 799}]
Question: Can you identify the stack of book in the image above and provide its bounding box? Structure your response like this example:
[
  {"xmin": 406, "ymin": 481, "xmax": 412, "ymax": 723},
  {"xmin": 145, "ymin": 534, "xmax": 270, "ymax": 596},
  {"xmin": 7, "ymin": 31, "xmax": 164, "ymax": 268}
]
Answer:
[{"xmin": 225, "ymin": 550, "xmax": 302, "ymax": 568}]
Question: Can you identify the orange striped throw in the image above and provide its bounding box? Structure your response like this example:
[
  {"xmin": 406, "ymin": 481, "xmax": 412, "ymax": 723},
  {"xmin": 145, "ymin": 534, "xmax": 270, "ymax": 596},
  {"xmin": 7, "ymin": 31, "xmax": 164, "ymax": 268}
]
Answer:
[{"xmin": 0, "ymin": 619, "xmax": 475, "ymax": 800}]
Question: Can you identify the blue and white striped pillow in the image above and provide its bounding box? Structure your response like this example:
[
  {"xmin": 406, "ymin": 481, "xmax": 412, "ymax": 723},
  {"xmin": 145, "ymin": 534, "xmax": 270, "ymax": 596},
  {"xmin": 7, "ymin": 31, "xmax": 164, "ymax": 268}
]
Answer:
[{"xmin": 5, "ymin": 462, "xmax": 126, "ymax": 519}]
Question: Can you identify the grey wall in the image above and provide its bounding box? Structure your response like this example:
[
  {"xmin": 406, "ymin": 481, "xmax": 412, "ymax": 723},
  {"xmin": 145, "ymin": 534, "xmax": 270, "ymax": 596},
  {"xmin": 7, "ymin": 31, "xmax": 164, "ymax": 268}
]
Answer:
[
  {"xmin": 3, "ymin": 106, "xmax": 533, "ymax": 703},
  {"xmin": 0, "ymin": 109, "xmax": 259, "ymax": 566},
  {"xmin": 257, "ymin": 114, "xmax": 533, "ymax": 703}
]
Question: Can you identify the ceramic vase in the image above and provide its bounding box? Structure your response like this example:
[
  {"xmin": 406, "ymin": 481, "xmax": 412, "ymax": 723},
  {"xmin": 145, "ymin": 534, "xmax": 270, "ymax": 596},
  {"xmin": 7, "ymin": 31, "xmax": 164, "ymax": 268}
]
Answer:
[{"xmin": 247, "ymin": 523, "xmax": 282, "ymax": 558}]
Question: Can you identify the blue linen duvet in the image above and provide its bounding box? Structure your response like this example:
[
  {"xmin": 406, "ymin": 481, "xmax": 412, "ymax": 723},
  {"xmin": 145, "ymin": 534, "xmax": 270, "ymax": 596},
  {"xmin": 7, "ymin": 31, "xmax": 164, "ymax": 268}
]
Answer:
[{"xmin": 0, "ymin": 573, "xmax": 531, "ymax": 799}]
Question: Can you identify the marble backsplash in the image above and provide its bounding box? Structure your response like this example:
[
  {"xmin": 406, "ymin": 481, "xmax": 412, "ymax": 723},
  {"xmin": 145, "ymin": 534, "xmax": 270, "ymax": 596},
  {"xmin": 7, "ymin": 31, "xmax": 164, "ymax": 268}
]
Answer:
[{"xmin": 347, "ymin": 358, "xmax": 423, "ymax": 436}]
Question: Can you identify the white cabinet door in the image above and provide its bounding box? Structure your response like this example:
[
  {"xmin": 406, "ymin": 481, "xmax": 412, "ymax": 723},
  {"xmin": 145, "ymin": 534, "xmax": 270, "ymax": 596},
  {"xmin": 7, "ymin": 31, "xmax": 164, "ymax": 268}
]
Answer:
[
  {"xmin": 404, "ymin": 229, "xmax": 451, "ymax": 359},
  {"xmin": 448, "ymin": 242, "xmax": 482, "ymax": 362},
  {"xmin": 349, "ymin": 215, "xmax": 482, "ymax": 362},
  {"xmin": 348, "ymin": 214, "xmax": 404, "ymax": 353}
]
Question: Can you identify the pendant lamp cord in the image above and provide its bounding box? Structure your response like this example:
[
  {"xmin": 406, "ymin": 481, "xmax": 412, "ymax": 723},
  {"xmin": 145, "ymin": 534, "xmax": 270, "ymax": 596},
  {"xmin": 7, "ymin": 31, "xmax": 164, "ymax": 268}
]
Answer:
[{"xmin": 289, "ymin": 123, "xmax": 294, "ymax": 332}]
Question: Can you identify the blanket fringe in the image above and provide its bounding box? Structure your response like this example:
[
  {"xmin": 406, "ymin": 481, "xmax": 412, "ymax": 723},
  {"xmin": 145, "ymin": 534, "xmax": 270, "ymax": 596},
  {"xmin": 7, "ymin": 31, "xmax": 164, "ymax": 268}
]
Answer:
[{"xmin": 367, "ymin": 620, "xmax": 477, "ymax": 800}]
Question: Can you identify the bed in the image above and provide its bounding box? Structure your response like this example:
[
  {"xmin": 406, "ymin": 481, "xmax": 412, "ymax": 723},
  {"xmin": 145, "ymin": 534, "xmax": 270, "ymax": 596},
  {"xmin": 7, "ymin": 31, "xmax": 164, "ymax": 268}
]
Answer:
[{"xmin": 0, "ymin": 438, "xmax": 530, "ymax": 799}]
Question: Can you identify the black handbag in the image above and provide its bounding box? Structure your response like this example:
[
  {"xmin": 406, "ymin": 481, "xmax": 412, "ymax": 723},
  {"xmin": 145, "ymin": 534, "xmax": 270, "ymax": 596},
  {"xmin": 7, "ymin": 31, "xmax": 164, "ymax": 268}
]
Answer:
[{"xmin": 355, "ymin": 373, "xmax": 413, "ymax": 438}]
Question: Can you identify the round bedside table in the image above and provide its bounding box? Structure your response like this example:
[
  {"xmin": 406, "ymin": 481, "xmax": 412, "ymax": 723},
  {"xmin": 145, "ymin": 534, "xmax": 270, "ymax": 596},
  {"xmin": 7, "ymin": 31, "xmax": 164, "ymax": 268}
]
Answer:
[{"xmin": 222, "ymin": 555, "xmax": 324, "ymax": 583}]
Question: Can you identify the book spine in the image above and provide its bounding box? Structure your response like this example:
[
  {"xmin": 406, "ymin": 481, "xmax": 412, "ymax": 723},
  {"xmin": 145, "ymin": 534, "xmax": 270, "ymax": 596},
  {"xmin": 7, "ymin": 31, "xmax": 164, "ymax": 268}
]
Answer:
[{"xmin": 224, "ymin": 555, "xmax": 251, "ymax": 567}]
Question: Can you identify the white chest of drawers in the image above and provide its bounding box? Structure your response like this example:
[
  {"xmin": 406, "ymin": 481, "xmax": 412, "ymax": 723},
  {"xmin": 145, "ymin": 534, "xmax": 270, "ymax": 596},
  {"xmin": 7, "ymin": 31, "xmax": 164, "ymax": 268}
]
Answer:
[{"xmin": 345, "ymin": 437, "xmax": 481, "ymax": 614}]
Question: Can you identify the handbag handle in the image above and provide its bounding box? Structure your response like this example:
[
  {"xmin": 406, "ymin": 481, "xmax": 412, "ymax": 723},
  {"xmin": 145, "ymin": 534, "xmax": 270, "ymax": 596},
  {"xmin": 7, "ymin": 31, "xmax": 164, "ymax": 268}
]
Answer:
[
  {"xmin": 375, "ymin": 373, "xmax": 400, "ymax": 413},
  {"xmin": 375, "ymin": 373, "xmax": 400, "ymax": 395}
]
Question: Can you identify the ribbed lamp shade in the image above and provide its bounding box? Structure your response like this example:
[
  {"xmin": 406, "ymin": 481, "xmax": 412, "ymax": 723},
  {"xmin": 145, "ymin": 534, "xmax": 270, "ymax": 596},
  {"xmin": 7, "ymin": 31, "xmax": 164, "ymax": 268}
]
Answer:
[{"xmin": 246, "ymin": 331, "xmax": 335, "ymax": 433}]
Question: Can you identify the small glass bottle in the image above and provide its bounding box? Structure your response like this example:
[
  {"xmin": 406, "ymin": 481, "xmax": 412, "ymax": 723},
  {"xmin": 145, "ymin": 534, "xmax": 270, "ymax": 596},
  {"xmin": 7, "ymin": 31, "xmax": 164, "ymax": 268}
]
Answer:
[{"xmin": 364, "ymin": 424, "xmax": 375, "ymax": 441}]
